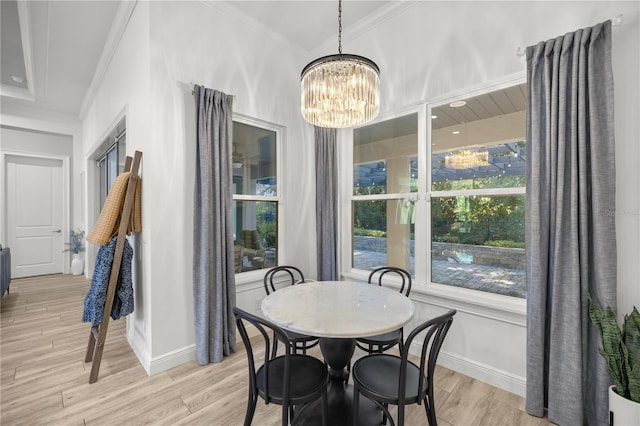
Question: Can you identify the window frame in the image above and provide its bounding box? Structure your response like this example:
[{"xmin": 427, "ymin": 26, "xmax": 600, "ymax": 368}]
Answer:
[
  {"xmin": 348, "ymin": 107, "xmax": 422, "ymax": 280},
  {"xmin": 96, "ymin": 130, "xmax": 126, "ymax": 210},
  {"xmin": 232, "ymin": 114, "xmax": 283, "ymax": 284},
  {"xmin": 342, "ymin": 74, "xmax": 527, "ymax": 321}
]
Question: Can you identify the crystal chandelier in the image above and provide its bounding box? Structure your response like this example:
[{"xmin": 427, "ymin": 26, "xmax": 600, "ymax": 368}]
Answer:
[
  {"xmin": 445, "ymin": 149, "xmax": 490, "ymax": 169},
  {"xmin": 301, "ymin": 0, "xmax": 380, "ymax": 128}
]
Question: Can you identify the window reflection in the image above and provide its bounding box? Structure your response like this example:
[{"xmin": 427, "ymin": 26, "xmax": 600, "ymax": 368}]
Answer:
[
  {"xmin": 232, "ymin": 122, "xmax": 277, "ymax": 196},
  {"xmin": 232, "ymin": 120, "xmax": 279, "ymax": 273},
  {"xmin": 353, "ymin": 199, "xmax": 415, "ymax": 275},
  {"xmin": 353, "ymin": 113, "xmax": 418, "ymax": 195},
  {"xmin": 233, "ymin": 200, "xmax": 277, "ymax": 273}
]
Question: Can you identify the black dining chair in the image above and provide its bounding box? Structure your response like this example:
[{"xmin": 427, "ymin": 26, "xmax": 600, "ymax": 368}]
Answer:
[
  {"xmin": 233, "ymin": 307, "xmax": 329, "ymax": 426},
  {"xmin": 264, "ymin": 266, "xmax": 319, "ymax": 356},
  {"xmin": 356, "ymin": 266, "xmax": 412, "ymax": 356},
  {"xmin": 352, "ymin": 309, "xmax": 456, "ymax": 426}
]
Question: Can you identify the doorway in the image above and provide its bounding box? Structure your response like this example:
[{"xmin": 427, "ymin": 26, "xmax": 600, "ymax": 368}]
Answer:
[{"xmin": 4, "ymin": 154, "xmax": 68, "ymax": 278}]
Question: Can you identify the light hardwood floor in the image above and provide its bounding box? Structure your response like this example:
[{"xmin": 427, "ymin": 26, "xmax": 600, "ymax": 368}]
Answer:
[{"xmin": 1, "ymin": 274, "xmax": 551, "ymax": 425}]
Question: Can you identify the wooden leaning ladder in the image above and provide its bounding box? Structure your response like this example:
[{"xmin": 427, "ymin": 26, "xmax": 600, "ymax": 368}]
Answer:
[{"xmin": 85, "ymin": 150, "xmax": 142, "ymax": 383}]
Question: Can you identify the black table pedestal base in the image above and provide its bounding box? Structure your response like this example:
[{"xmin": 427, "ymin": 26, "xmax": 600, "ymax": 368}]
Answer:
[
  {"xmin": 292, "ymin": 337, "xmax": 382, "ymax": 425},
  {"xmin": 294, "ymin": 382, "xmax": 381, "ymax": 426}
]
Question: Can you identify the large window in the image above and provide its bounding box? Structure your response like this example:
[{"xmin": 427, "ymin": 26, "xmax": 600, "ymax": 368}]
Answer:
[
  {"xmin": 232, "ymin": 119, "xmax": 279, "ymax": 273},
  {"xmin": 352, "ymin": 112, "xmax": 418, "ymax": 274},
  {"xmin": 430, "ymin": 84, "xmax": 526, "ymax": 297},
  {"xmin": 350, "ymin": 82, "xmax": 527, "ymax": 299}
]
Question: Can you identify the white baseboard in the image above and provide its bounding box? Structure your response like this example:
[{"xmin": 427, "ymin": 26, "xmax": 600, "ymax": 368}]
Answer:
[
  {"xmin": 148, "ymin": 345, "xmax": 196, "ymax": 375},
  {"xmin": 439, "ymin": 351, "xmax": 526, "ymax": 397},
  {"xmin": 410, "ymin": 342, "xmax": 526, "ymax": 397},
  {"xmin": 136, "ymin": 336, "xmax": 526, "ymax": 398},
  {"xmin": 128, "ymin": 329, "xmax": 150, "ymax": 375}
]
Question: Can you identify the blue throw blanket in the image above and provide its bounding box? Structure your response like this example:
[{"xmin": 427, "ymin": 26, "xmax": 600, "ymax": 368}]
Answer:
[{"xmin": 82, "ymin": 236, "xmax": 134, "ymax": 326}]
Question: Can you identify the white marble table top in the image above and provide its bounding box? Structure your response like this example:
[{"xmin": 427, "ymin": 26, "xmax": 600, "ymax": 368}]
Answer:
[{"xmin": 261, "ymin": 281, "xmax": 415, "ymax": 338}]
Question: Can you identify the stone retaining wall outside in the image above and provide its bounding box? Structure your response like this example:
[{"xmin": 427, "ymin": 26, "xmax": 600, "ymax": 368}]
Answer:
[{"xmin": 353, "ymin": 236, "xmax": 524, "ymax": 270}]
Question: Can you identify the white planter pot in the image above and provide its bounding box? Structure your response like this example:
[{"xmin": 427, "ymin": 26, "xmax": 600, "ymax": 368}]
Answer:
[
  {"xmin": 610, "ymin": 386, "xmax": 640, "ymax": 426},
  {"xmin": 71, "ymin": 254, "xmax": 84, "ymax": 276}
]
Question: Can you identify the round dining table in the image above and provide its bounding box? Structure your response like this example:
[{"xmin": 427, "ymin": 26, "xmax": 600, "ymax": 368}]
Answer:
[{"xmin": 261, "ymin": 280, "xmax": 415, "ymax": 425}]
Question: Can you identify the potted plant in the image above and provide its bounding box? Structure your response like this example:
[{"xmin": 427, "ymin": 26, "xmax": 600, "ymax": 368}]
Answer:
[
  {"xmin": 64, "ymin": 229, "xmax": 85, "ymax": 275},
  {"xmin": 589, "ymin": 299, "xmax": 640, "ymax": 425}
]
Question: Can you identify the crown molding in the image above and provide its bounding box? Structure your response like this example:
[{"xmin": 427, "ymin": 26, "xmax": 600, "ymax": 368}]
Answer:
[
  {"xmin": 312, "ymin": 0, "xmax": 421, "ymax": 55},
  {"xmin": 17, "ymin": 0, "xmax": 36, "ymax": 101},
  {"xmin": 1, "ymin": 1, "xmax": 37, "ymax": 102},
  {"xmin": 200, "ymin": 0, "xmax": 308, "ymax": 56},
  {"xmin": 345, "ymin": 0, "xmax": 420, "ymax": 44},
  {"xmin": 78, "ymin": 1, "xmax": 138, "ymax": 120}
]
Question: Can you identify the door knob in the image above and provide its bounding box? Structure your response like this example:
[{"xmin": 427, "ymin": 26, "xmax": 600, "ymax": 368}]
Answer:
[{"xmin": 53, "ymin": 229, "xmax": 62, "ymax": 233}]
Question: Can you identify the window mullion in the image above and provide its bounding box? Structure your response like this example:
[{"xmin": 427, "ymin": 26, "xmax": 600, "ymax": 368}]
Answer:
[{"xmin": 432, "ymin": 187, "xmax": 525, "ymax": 198}]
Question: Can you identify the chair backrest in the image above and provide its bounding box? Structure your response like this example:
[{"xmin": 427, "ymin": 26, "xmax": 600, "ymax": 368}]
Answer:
[
  {"xmin": 368, "ymin": 266, "xmax": 412, "ymax": 296},
  {"xmin": 264, "ymin": 265, "xmax": 306, "ymax": 295},
  {"xmin": 399, "ymin": 309, "xmax": 456, "ymax": 406},
  {"xmin": 233, "ymin": 307, "xmax": 293, "ymax": 405}
]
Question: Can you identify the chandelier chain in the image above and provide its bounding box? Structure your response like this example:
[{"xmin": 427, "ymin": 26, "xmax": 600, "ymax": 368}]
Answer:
[{"xmin": 338, "ymin": 0, "xmax": 342, "ymax": 54}]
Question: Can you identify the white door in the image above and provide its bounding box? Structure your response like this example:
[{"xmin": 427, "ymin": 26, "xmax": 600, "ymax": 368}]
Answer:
[{"xmin": 6, "ymin": 156, "xmax": 64, "ymax": 278}]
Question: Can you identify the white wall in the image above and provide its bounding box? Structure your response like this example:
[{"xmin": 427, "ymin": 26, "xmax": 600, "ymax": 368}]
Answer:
[
  {"xmin": 81, "ymin": 1, "xmax": 152, "ymax": 371},
  {"xmin": 1, "ymin": 126, "xmax": 73, "ymax": 157},
  {"xmin": 81, "ymin": 0, "xmax": 318, "ymax": 373},
  {"xmin": 79, "ymin": 0, "xmax": 639, "ymax": 396},
  {"xmin": 147, "ymin": 0, "xmax": 318, "ymax": 365},
  {"xmin": 328, "ymin": 0, "xmax": 639, "ymax": 395}
]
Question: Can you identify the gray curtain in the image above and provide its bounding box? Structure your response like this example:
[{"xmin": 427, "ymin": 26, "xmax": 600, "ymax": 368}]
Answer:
[
  {"xmin": 525, "ymin": 21, "xmax": 616, "ymax": 425},
  {"xmin": 315, "ymin": 126, "xmax": 338, "ymax": 281},
  {"xmin": 193, "ymin": 85, "xmax": 236, "ymax": 364}
]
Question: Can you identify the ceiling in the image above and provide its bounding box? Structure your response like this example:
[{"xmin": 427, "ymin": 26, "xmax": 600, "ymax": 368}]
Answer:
[
  {"xmin": 0, "ymin": 0, "xmax": 395, "ymax": 119},
  {"xmin": 0, "ymin": 0, "xmax": 120, "ymax": 117}
]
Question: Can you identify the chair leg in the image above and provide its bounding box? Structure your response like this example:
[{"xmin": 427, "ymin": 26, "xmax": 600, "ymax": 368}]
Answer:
[
  {"xmin": 282, "ymin": 404, "xmax": 288, "ymax": 426},
  {"xmin": 244, "ymin": 393, "xmax": 257, "ymax": 426},
  {"xmin": 382, "ymin": 403, "xmax": 389, "ymax": 425},
  {"xmin": 398, "ymin": 402, "xmax": 405, "ymax": 426},
  {"xmin": 424, "ymin": 393, "xmax": 437, "ymax": 426}
]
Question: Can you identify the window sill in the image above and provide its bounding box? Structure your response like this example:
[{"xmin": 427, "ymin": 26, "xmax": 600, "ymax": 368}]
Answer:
[
  {"xmin": 235, "ymin": 269, "xmax": 267, "ymax": 289},
  {"xmin": 414, "ymin": 282, "xmax": 526, "ymax": 326}
]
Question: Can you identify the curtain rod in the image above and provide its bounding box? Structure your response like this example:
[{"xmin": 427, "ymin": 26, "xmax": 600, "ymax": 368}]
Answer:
[
  {"xmin": 190, "ymin": 83, "xmax": 236, "ymax": 97},
  {"xmin": 516, "ymin": 14, "xmax": 623, "ymax": 57}
]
